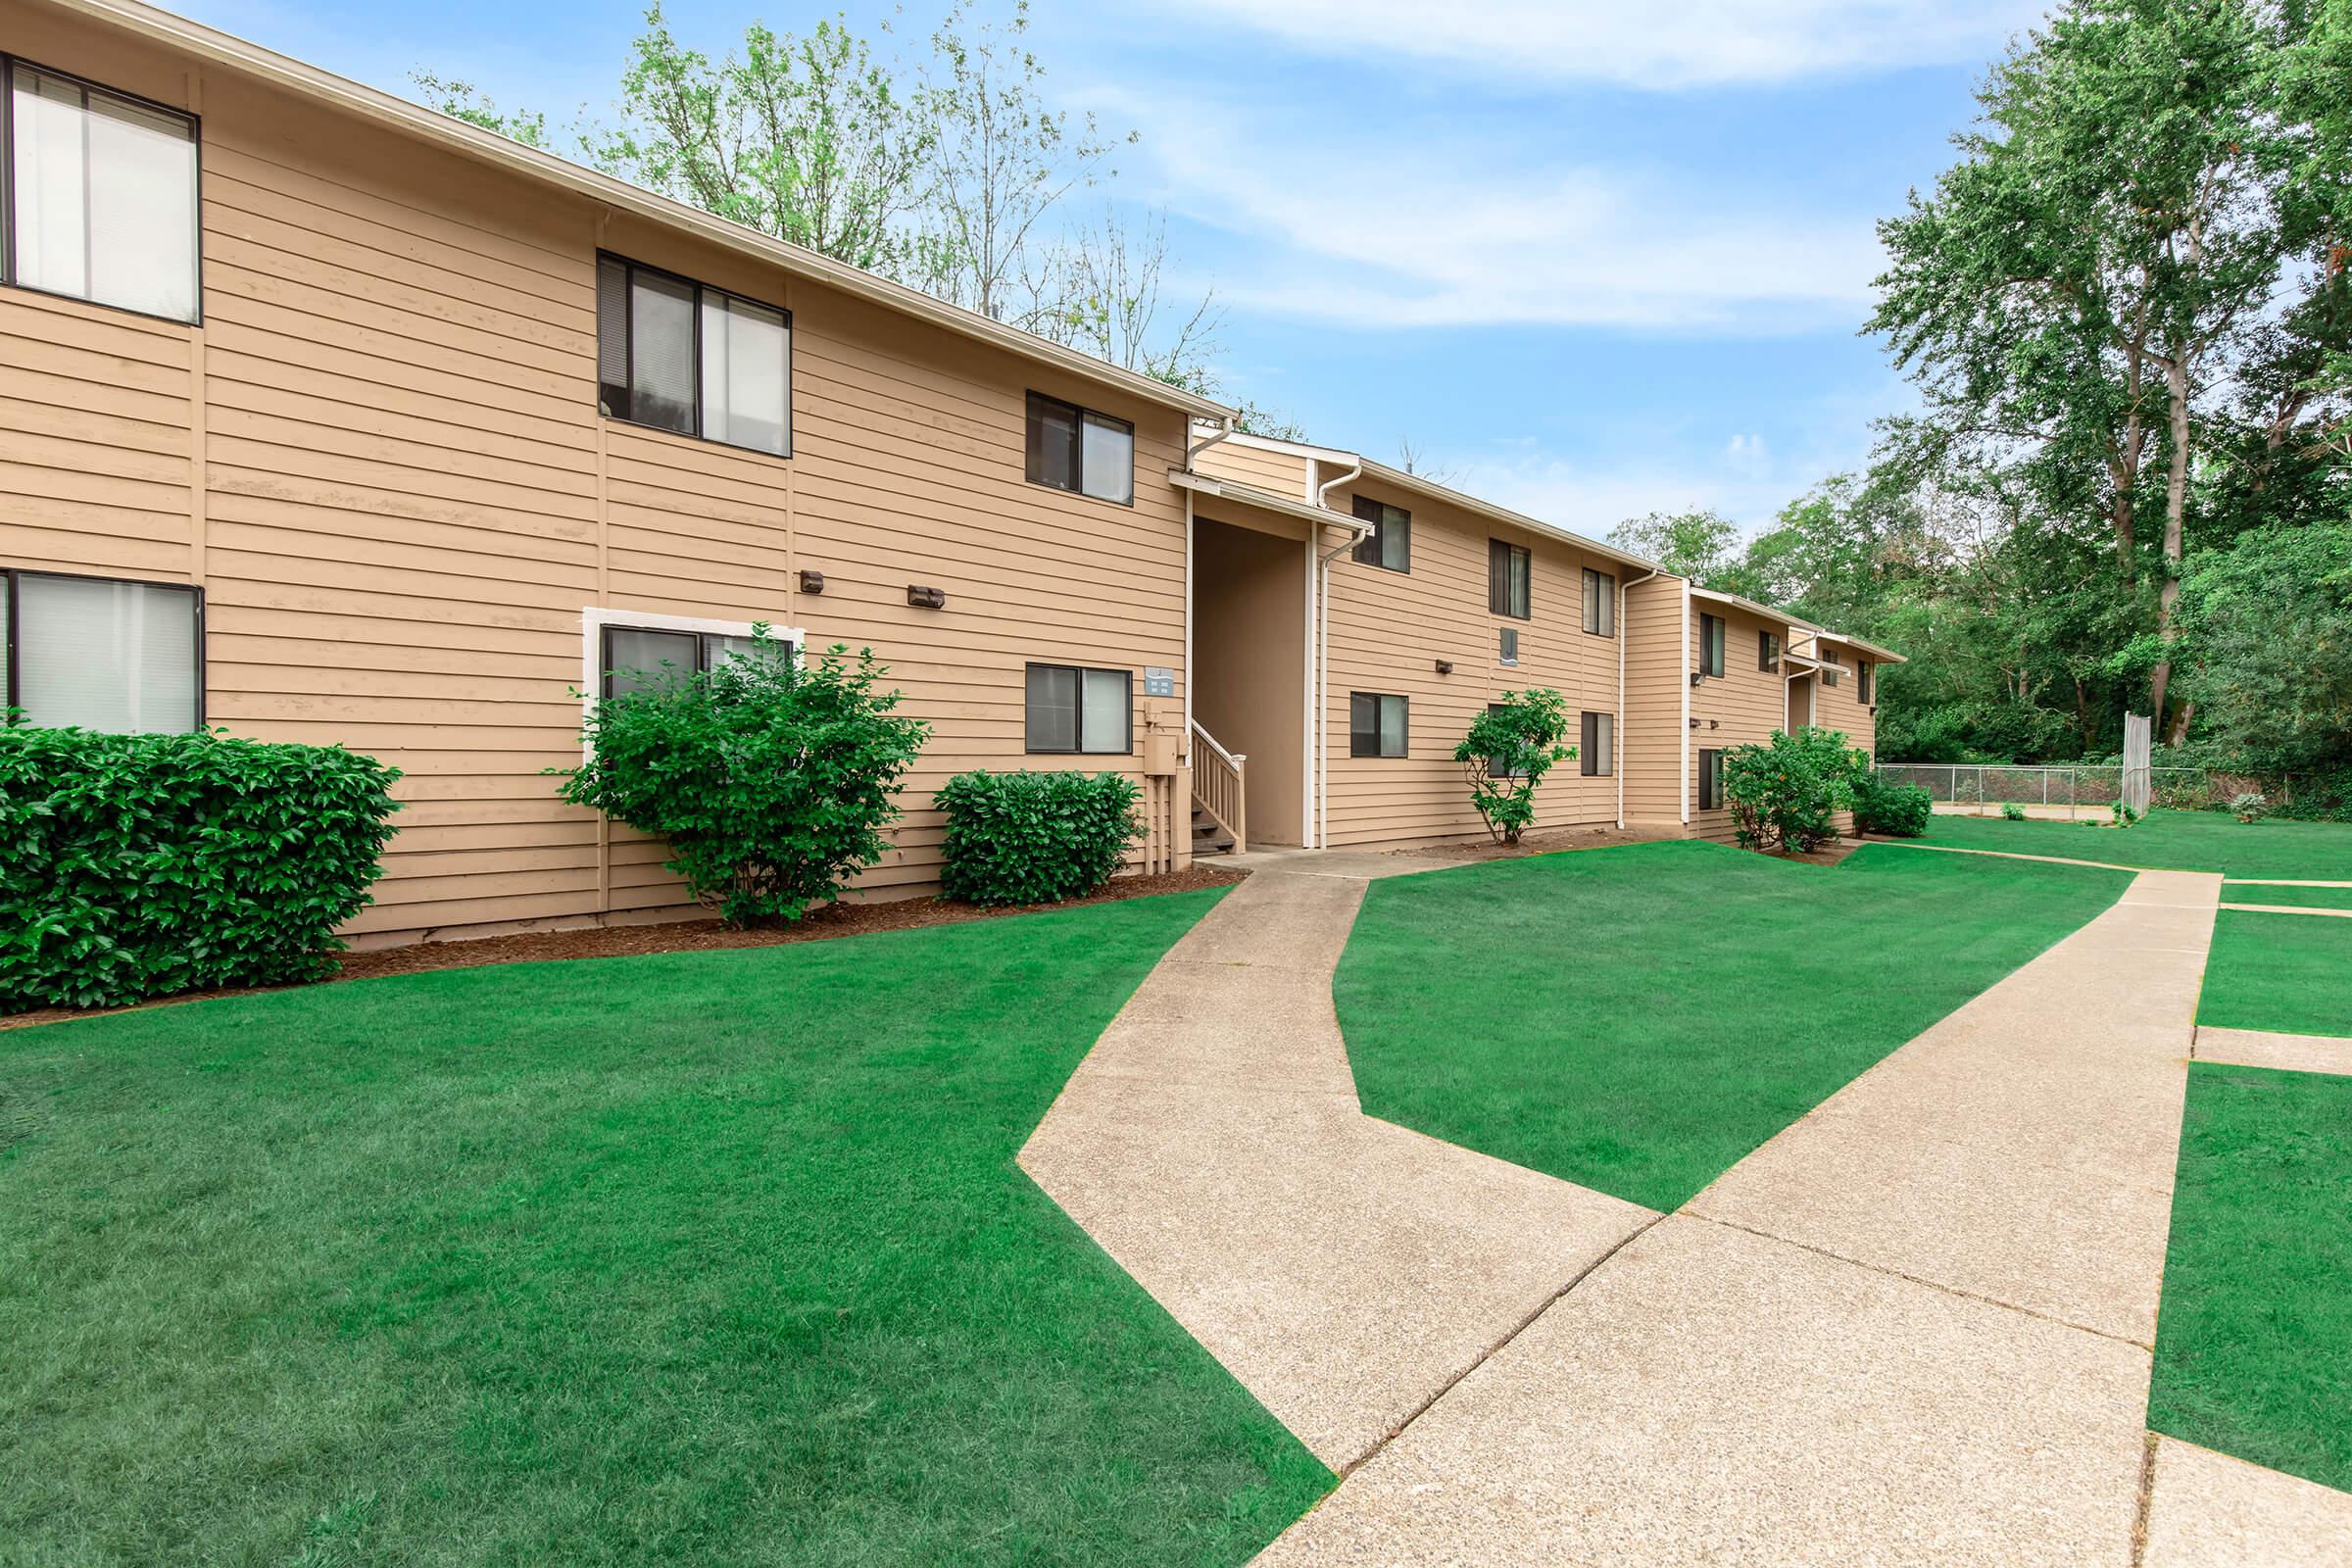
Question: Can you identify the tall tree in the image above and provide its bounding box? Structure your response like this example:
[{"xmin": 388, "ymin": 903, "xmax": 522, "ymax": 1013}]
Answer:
[
  {"xmin": 1607, "ymin": 509, "xmax": 1742, "ymax": 581},
  {"xmin": 1871, "ymin": 0, "xmax": 2283, "ymax": 741}
]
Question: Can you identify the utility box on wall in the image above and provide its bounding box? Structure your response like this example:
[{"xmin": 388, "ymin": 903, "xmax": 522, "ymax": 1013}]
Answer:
[{"xmin": 1143, "ymin": 700, "xmax": 1182, "ymax": 777}]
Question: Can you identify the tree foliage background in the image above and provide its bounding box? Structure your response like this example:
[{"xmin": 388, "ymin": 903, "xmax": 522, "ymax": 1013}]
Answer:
[
  {"xmin": 1615, "ymin": 0, "xmax": 2349, "ymax": 789},
  {"xmin": 415, "ymin": 2, "xmax": 1300, "ymax": 430}
]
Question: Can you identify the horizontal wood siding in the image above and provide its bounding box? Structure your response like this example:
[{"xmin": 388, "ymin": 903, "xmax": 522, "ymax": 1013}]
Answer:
[
  {"xmin": 1690, "ymin": 601, "xmax": 1796, "ymax": 845},
  {"xmin": 1310, "ymin": 477, "xmax": 1625, "ymax": 850},
  {"xmin": 0, "ymin": 0, "xmax": 1189, "ymax": 945}
]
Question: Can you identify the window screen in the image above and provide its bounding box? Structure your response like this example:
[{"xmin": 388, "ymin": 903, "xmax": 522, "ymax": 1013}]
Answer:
[
  {"xmin": 6, "ymin": 570, "xmax": 200, "ymax": 732},
  {"xmin": 1080, "ymin": 412, "xmax": 1134, "ymax": 504},
  {"xmin": 702, "ymin": 291, "xmax": 791, "ymax": 455},
  {"xmin": 6, "ymin": 63, "xmax": 200, "ymax": 321},
  {"xmin": 1351, "ymin": 496, "xmax": 1411, "ymax": 571},
  {"xmin": 1349, "ymin": 692, "xmax": 1408, "ymax": 758},
  {"xmin": 1025, "ymin": 662, "xmax": 1130, "ymax": 754},
  {"xmin": 1583, "ymin": 568, "xmax": 1616, "ymax": 636}
]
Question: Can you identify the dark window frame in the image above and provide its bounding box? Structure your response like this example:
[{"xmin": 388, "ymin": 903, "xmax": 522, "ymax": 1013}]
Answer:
[
  {"xmin": 1, "ymin": 564, "xmax": 206, "ymax": 728},
  {"xmin": 597, "ymin": 249, "xmax": 794, "ymax": 459},
  {"xmin": 1698, "ymin": 612, "xmax": 1726, "ymax": 678},
  {"xmin": 1583, "ymin": 567, "xmax": 1616, "ymax": 637},
  {"xmin": 1858, "ymin": 659, "xmax": 1874, "ymax": 705},
  {"xmin": 1350, "ymin": 495, "xmax": 1412, "ymax": 572},
  {"xmin": 1580, "ymin": 710, "xmax": 1614, "ymax": 777},
  {"xmin": 1348, "ymin": 690, "xmax": 1409, "ymax": 759},
  {"xmin": 1489, "ymin": 539, "xmax": 1532, "ymax": 620},
  {"xmin": 1023, "ymin": 391, "xmax": 1135, "ymax": 508},
  {"xmin": 1759, "ymin": 630, "xmax": 1781, "ymax": 672},
  {"xmin": 1022, "ymin": 661, "xmax": 1134, "ymax": 756},
  {"xmin": 1, "ymin": 55, "xmax": 205, "ymax": 326},
  {"xmin": 598, "ymin": 622, "xmax": 796, "ymax": 699},
  {"xmin": 1698, "ymin": 747, "xmax": 1724, "ymax": 811}
]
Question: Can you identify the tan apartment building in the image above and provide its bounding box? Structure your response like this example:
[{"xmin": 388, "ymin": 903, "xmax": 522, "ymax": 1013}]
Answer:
[{"xmin": 1, "ymin": 0, "xmax": 1897, "ymax": 948}]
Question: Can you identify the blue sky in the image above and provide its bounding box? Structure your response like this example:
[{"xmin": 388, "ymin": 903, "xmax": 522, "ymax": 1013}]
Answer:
[{"xmin": 174, "ymin": 0, "xmax": 2049, "ymax": 535}]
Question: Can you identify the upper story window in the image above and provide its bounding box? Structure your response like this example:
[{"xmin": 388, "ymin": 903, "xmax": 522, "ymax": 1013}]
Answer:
[
  {"xmin": 3, "ymin": 61, "xmax": 199, "ymax": 322},
  {"xmin": 1351, "ymin": 496, "xmax": 1411, "ymax": 572},
  {"xmin": 1026, "ymin": 393, "xmax": 1133, "ymax": 505},
  {"xmin": 1858, "ymin": 659, "xmax": 1874, "ymax": 705},
  {"xmin": 1489, "ymin": 540, "xmax": 1531, "ymax": 620},
  {"xmin": 597, "ymin": 253, "xmax": 792, "ymax": 457},
  {"xmin": 1698, "ymin": 612, "xmax": 1726, "ymax": 678},
  {"xmin": 1759, "ymin": 630, "xmax": 1782, "ymax": 671},
  {"xmin": 2, "ymin": 567, "xmax": 202, "ymax": 732},
  {"xmin": 1583, "ymin": 568, "xmax": 1615, "ymax": 636}
]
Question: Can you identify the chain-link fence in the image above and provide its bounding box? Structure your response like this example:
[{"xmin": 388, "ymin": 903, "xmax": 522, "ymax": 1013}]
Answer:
[{"xmin": 1875, "ymin": 762, "xmax": 2220, "ymax": 818}]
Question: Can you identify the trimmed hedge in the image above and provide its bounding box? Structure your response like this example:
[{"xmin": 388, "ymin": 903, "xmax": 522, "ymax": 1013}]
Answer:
[
  {"xmin": 1854, "ymin": 773, "xmax": 1934, "ymax": 838},
  {"xmin": 936, "ymin": 770, "xmax": 1142, "ymax": 906},
  {"xmin": 1, "ymin": 727, "xmax": 401, "ymax": 1011}
]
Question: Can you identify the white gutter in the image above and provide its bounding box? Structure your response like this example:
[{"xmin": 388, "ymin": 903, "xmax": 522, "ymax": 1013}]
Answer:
[
  {"xmin": 1616, "ymin": 568, "xmax": 1660, "ymax": 829},
  {"xmin": 1309, "ymin": 456, "xmax": 1363, "ymax": 849},
  {"xmin": 1680, "ymin": 580, "xmax": 1693, "ymax": 825},
  {"xmin": 1187, "ymin": 416, "xmax": 1236, "ymax": 468}
]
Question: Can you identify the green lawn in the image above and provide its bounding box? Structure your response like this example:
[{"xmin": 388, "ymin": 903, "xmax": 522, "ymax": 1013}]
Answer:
[
  {"xmin": 2223, "ymin": 881, "xmax": 2352, "ymax": 910},
  {"xmin": 0, "ymin": 890, "xmax": 1329, "ymax": 1566},
  {"xmin": 2200, "ymin": 910, "xmax": 2352, "ymax": 1038},
  {"xmin": 2151, "ymin": 1063, "xmax": 2352, "ymax": 1493},
  {"xmin": 1335, "ymin": 841, "xmax": 2132, "ymax": 1211},
  {"xmin": 1919, "ymin": 808, "xmax": 2352, "ymax": 879}
]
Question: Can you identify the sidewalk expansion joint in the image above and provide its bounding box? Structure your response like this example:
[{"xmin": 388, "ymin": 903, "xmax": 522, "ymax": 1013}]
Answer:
[
  {"xmin": 1333, "ymin": 1209, "xmax": 1671, "ymax": 1480},
  {"xmin": 1687, "ymin": 1212, "xmax": 2157, "ymax": 1352},
  {"xmin": 2129, "ymin": 1430, "xmax": 2159, "ymax": 1568}
]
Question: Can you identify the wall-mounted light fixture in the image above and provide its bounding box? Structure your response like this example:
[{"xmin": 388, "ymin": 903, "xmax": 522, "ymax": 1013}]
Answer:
[
  {"xmin": 799, "ymin": 568, "xmax": 826, "ymax": 595},
  {"xmin": 907, "ymin": 585, "xmax": 947, "ymax": 610},
  {"xmin": 1689, "ymin": 671, "xmax": 1703, "ymax": 687},
  {"xmin": 1434, "ymin": 660, "xmax": 1454, "ymax": 675}
]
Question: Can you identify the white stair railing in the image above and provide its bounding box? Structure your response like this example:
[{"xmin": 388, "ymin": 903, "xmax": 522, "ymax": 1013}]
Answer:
[{"xmin": 1188, "ymin": 720, "xmax": 1247, "ymax": 855}]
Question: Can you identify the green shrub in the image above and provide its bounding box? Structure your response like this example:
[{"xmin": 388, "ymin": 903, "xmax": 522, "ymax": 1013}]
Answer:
[
  {"xmin": 2001, "ymin": 802, "xmax": 2029, "ymax": 821},
  {"xmin": 2230, "ymin": 791, "xmax": 2271, "ymax": 823},
  {"xmin": 1723, "ymin": 727, "xmax": 1869, "ymax": 854},
  {"xmin": 1854, "ymin": 774, "xmax": 1933, "ymax": 837},
  {"xmin": 936, "ymin": 770, "xmax": 1142, "ymax": 906},
  {"xmin": 1452, "ymin": 689, "xmax": 1576, "ymax": 845},
  {"xmin": 0, "ymin": 726, "xmax": 400, "ymax": 1011},
  {"xmin": 559, "ymin": 636, "xmax": 928, "ymax": 926}
]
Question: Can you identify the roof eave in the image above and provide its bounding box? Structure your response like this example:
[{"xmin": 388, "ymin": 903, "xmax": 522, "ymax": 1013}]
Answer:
[{"xmin": 50, "ymin": 0, "xmax": 1233, "ymax": 423}]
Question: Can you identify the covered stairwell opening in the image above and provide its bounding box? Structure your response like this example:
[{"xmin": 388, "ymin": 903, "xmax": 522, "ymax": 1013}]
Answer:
[{"xmin": 1191, "ymin": 514, "xmax": 1309, "ymax": 853}]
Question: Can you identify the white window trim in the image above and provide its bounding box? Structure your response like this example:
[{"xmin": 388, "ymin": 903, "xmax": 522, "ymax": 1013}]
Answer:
[{"xmin": 580, "ymin": 606, "xmax": 806, "ymax": 708}]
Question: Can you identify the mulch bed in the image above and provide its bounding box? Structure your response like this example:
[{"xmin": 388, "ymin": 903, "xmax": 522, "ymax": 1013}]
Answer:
[
  {"xmin": 2, "ymin": 865, "xmax": 1249, "ymax": 1032},
  {"xmin": 1396, "ymin": 824, "xmax": 1683, "ymax": 863}
]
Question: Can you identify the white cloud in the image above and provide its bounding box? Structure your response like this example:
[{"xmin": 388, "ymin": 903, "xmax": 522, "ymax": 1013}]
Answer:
[
  {"xmin": 1144, "ymin": 0, "xmax": 2042, "ymax": 89},
  {"xmin": 1126, "ymin": 104, "xmax": 1884, "ymax": 331}
]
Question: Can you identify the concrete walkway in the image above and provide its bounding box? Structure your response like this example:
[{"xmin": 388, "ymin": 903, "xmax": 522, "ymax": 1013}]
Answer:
[
  {"xmin": 1017, "ymin": 859, "xmax": 1654, "ymax": 1468},
  {"xmin": 2195, "ymin": 1024, "xmax": 2352, "ymax": 1077},
  {"xmin": 1255, "ymin": 867, "xmax": 2252, "ymax": 1564}
]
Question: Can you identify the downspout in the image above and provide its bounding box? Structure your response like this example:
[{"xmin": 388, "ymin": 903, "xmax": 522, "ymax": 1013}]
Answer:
[
  {"xmin": 1616, "ymin": 567, "xmax": 1659, "ymax": 829},
  {"xmin": 1680, "ymin": 580, "xmax": 1692, "ymax": 826},
  {"xmin": 1187, "ymin": 415, "xmax": 1235, "ymax": 468},
  {"xmin": 1310, "ymin": 455, "xmax": 1364, "ymax": 849}
]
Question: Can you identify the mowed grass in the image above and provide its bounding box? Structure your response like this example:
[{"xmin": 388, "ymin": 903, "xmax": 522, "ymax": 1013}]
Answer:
[
  {"xmin": 2200, "ymin": 910, "xmax": 2352, "ymax": 1038},
  {"xmin": 2223, "ymin": 882, "xmax": 2352, "ymax": 910},
  {"xmin": 1335, "ymin": 841, "xmax": 2131, "ymax": 1210},
  {"xmin": 1919, "ymin": 808, "xmax": 2352, "ymax": 879},
  {"xmin": 0, "ymin": 889, "xmax": 1331, "ymax": 1567},
  {"xmin": 2151, "ymin": 1064, "xmax": 2352, "ymax": 1493}
]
